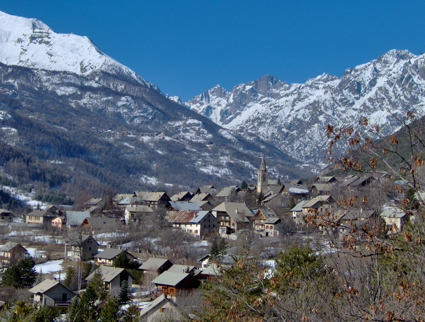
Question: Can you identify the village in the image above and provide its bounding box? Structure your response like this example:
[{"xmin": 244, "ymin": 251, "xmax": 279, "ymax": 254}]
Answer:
[{"xmin": 0, "ymin": 156, "xmax": 416, "ymax": 321}]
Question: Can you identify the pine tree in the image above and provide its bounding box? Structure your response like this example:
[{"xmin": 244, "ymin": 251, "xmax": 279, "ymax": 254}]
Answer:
[
  {"xmin": 241, "ymin": 180, "xmax": 248, "ymax": 190},
  {"xmin": 63, "ymin": 266, "xmax": 75, "ymax": 289},
  {"xmin": 17, "ymin": 257, "xmax": 37, "ymax": 288},
  {"xmin": 210, "ymin": 237, "xmax": 219, "ymax": 259},
  {"xmin": 99, "ymin": 296, "xmax": 119, "ymax": 322},
  {"xmin": 289, "ymin": 196, "xmax": 296, "ymax": 210},
  {"xmin": 218, "ymin": 238, "xmax": 227, "ymax": 257},
  {"xmin": 119, "ymin": 280, "xmax": 129, "ymax": 304},
  {"xmin": 76, "ymin": 284, "xmax": 98, "ymax": 322},
  {"xmin": 88, "ymin": 268, "xmax": 106, "ymax": 301},
  {"xmin": 26, "ymin": 305, "xmax": 58, "ymax": 322},
  {"xmin": 34, "ymin": 269, "xmax": 43, "ymax": 286},
  {"xmin": 113, "ymin": 251, "xmax": 129, "ymax": 269},
  {"xmin": 2, "ymin": 265, "xmax": 21, "ymax": 288}
]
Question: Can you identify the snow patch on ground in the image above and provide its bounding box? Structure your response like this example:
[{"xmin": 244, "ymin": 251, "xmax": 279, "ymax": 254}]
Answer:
[
  {"xmin": 26, "ymin": 247, "xmax": 46, "ymax": 259},
  {"xmin": 0, "ymin": 111, "xmax": 12, "ymax": 120},
  {"xmin": 2, "ymin": 186, "xmax": 47, "ymax": 209},
  {"xmin": 140, "ymin": 175, "xmax": 159, "ymax": 185},
  {"xmin": 34, "ymin": 260, "xmax": 64, "ymax": 275},
  {"xmin": 193, "ymin": 240, "xmax": 209, "ymax": 247}
]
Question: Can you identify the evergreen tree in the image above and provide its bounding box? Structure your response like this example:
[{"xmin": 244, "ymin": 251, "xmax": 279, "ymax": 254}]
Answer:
[
  {"xmin": 2, "ymin": 265, "xmax": 21, "ymax": 288},
  {"xmin": 113, "ymin": 251, "xmax": 129, "ymax": 269},
  {"xmin": 210, "ymin": 237, "xmax": 227, "ymax": 261},
  {"xmin": 256, "ymin": 192, "xmax": 265, "ymax": 205},
  {"xmin": 63, "ymin": 266, "xmax": 75, "ymax": 289},
  {"xmin": 121, "ymin": 305, "xmax": 141, "ymax": 322},
  {"xmin": 34, "ymin": 269, "xmax": 43, "ymax": 286},
  {"xmin": 218, "ymin": 238, "xmax": 227, "ymax": 256},
  {"xmin": 1, "ymin": 257, "xmax": 37, "ymax": 288},
  {"xmin": 210, "ymin": 237, "xmax": 219, "ymax": 259},
  {"xmin": 119, "ymin": 280, "xmax": 129, "ymax": 304},
  {"xmin": 17, "ymin": 257, "xmax": 37, "ymax": 288},
  {"xmin": 289, "ymin": 196, "xmax": 296, "ymax": 210},
  {"xmin": 70, "ymin": 284, "xmax": 98, "ymax": 322},
  {"xmin": 99, "ymin": 296, "xmax": 119, "ymax": 322},
  {"xmin": 241, "ymin": 180, "xmax": 248, "ymax": 190},
  {"xmin": 24, "ymin": 305, "xmax": 58, "ymax": 322},
  {"xmin": 88, "ymin": 268, "xmax": 106, "ymax": 301}
]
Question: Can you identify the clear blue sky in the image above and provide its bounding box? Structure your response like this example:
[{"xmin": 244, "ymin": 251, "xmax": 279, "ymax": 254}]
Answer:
[{"xmin": 2, "ymin": 1, "xmax": 425, "ymax": 101}]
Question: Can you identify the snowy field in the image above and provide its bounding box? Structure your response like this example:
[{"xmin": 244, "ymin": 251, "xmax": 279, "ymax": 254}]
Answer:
[{"xmin": 34, "ymin": 260, "xmax": 64, "ymax": 275}]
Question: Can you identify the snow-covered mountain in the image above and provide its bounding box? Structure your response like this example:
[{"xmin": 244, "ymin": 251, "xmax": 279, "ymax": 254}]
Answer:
[
  {"xmin": 186, "ymin": 50, "xmax": 425, "ymax": 168},
  {"xmin": 0, "ymin": 10, "xmax": 157, "ymax": 90},
  {"xmin": 0, "ymin": 10, "xmax": 306, "ymax": 193}
]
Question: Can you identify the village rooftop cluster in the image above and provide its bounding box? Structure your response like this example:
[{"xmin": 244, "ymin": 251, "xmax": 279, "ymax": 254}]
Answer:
[{"xmin": 0, "ymin": 157, "xmax": 416, "ymax": 320}]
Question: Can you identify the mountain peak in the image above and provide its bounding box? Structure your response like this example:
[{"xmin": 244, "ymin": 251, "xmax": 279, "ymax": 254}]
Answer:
[{"xmin": 0, "ymin": 10, "xmax": 156, "ymax": 90}]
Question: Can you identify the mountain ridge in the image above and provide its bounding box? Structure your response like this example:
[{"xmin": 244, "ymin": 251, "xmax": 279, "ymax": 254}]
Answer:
[{"xmin": 185, "ymin": 49, "xmax": 425, "ymax": 169}]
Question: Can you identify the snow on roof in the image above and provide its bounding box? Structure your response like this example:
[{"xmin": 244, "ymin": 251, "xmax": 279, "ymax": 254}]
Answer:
[
  {"xmin": 189, "ymin": 211, "xmax": 212, "ymax": 223},
  {"xmin": 380, "ymin": 208, "xmax": 407, "ymax": 218},
  {"xmin": 169, "ymin": 201, "xmax": 201, "ymax": 211},
  {"xmin": 66, "ymin": 211, "xmax": 90, "ymax": 226}
]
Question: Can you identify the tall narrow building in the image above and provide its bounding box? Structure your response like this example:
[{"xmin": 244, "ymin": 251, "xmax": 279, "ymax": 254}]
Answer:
[{"xmin": 257, "ymin": 156, "xmax": 268, "ymax": 193}]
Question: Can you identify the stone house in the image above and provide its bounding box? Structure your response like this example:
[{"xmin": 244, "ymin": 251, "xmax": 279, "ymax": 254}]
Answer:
[
  {"xmin": 168, "ymin": 210, "xmax": 219, "ymax": 238},
  {"xmin": 309, "ymin": 184, "xmax": 334, "ymax": 196},
  {"xmin": 215, "ymin": 186, "xmax": 240, "ymax": 201},
  {"xmin": 264, "ymin": 217, "xmax": 284, "ymax": 237},
  {"xmin": 112, "ymin": 193, "xmax": 137, "ymax": 208},
  {"xmin": 0, "ymin": 242, "xmax": 29, "ymax": 266},
  {"xmin": 194, "ymin": 185, "xmax": 218, "ymax": 196},
  {"xmin": 124, "ymin": 205, "xmax": 153, "ymax": 225},
  {"xmin": 337, "ymin": 208, "xmax": 383, "ymax": 235},
  {"xmin": 380, "ymin": 207, "xmax": 409, "ymax": 232},
  {"xmin": 170, "ymin": 191, "xmax": 193, "ymax": 202},
  {"xmin": 83, "ymin": 197, "xmax": 104, "ymax": 209},
  {"xmin": 86, "ymin": 266, "xmax": 133, "ymax": 297},
  {"xmin": 212, "ymin": 202, "xmax": 252, "ymax": 235},
  {"xmin": 134, "ymin": 191, "xmax": 171, "ymax": 208},
  {"xmin": 302, "ymin": 195, "xmax": 334, "ymax": 216},
  {"xmin": 29, "ymin": 279, "xmax": 77, "ymax": 307},
  {"xmin": 190, "ymin": 192, "xmax": 214, "ymax": 204},
  {"xmin": 252, "ymin": 208, "xmax": 277, "ymax": 233},
  {"xmin": 94, "ymin": 248, "xmax": 137, "ymax": 266},
  {"xmin": 291, "ymin": 200, "xmax": 309, "ymax": 224},
  {"xmin": 69, "ymin": 235, "xmax": 99, "ymax": 261}
]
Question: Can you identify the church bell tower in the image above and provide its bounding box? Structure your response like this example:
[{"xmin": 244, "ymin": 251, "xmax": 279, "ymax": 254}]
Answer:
[{"xmin": 257, "ymin": 156, "xmax": 268, "ymax": 193}]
